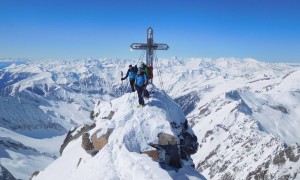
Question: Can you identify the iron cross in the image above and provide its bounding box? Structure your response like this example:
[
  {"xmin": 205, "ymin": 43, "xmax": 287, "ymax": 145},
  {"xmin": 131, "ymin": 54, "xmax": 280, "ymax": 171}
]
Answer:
[{"xmin": 130, "ymin": 27, "xmax": 169, "ymax": 67}]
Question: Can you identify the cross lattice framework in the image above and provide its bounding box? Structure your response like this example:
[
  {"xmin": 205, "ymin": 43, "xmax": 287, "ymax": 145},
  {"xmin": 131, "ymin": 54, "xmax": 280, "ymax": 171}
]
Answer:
[{"xmin": 130, "ymin": 27, "xmax": 169, "ymax": 68}]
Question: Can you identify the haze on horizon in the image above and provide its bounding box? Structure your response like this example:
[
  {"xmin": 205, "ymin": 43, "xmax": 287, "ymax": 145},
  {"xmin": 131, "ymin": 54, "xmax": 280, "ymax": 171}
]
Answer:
[{"xmin": 0, "ymin": 0, "xmax": 300, "ymax": 63}]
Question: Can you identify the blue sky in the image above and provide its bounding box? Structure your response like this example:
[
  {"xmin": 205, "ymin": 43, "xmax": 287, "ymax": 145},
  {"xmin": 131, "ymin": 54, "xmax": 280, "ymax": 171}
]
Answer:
[{"xmin": 0, "ymin": 0, "xmax": 300, "ymax": 62}]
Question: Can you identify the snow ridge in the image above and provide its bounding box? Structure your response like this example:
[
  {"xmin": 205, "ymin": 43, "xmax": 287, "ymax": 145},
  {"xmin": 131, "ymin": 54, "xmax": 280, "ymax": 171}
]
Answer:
[{"xmin": 34, "ymin": 86, "xmax": 205, "ymax": 180}]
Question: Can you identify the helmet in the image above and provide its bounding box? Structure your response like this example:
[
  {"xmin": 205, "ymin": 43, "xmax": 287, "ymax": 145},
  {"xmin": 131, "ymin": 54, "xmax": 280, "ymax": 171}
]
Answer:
[{"xmin": 129, "ymin": 64, "xmax": 132, "ymax": 68}]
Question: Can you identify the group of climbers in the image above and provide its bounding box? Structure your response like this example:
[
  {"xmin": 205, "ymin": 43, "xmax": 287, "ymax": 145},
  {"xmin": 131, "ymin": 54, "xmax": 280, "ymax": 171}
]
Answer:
[{"xmin": 121, "ymin": 62, "xmax": 152, "ymax": 107}]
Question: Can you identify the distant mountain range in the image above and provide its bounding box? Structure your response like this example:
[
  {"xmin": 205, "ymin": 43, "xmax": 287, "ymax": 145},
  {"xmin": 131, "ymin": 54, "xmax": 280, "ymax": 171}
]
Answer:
[{"xmin": 0, "ymin": 58, "xmax": 299, "ymax": 179}]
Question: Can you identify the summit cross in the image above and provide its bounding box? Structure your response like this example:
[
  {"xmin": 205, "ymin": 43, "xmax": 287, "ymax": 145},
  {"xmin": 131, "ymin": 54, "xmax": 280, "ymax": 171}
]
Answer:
[{"xmin": 130, "ymin": 27, "xmax": 169, "ymax": 68}]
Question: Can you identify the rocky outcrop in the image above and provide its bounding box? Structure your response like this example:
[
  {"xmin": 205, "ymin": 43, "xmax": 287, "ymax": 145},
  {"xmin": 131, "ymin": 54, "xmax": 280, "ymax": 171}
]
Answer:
[
  {"xmin": 89, "ymin": 110, "xmax": 98, "ymax": 120},
  {"xmin": 81, "ymin": 128, "xmax": 114, "ymax": 156},
  {"xmin": 81, "ymin": 133, "xmax": 98, "ymax": 156},
  {"xmin": 149, "ymin": 120, "xmax": 199, "ymax": 169},
  {"xmin": 91, "ymin": 128, "xmax": 113, "ymax": 150},
  {"xmin": 195, "ymin": 100, "xmax": 300, "ymax": 180},
  {"xmin": 60, "ymin": 123, "xmax": 96, "ymax": 155},
  {"xmin": 102, "ymin": 111, "xmax": 115, "ymax": 120},
  {"xmin": 158, "ymin": 133, "xmax": 177, "ymax": 145},
  {"xmin": 246, "ymin": 144, "xmax": 300, "ymax": 180}
]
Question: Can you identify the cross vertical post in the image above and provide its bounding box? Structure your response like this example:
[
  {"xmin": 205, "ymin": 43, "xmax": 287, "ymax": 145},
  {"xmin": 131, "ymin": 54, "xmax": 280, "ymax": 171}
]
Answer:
[{"xmin": 146, "ymin": 27, "xmax": 154, "ymax": 67}]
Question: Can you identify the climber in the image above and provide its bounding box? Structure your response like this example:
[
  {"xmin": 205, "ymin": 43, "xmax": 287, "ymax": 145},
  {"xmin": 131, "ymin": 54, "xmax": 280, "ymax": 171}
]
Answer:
[
  {"xmin": 121, "ymin": 64, "xmax": 137, "ymax": 92},
  {"xmin": 140, "ymin": 62, "xmax": 150, "ymax": 98},
  {"xmin": 141, "ymin": 62, "xmax": 150, "ymax": 80},
  {"xmin": 135, "ymin": 68, "xmax": 148, "ymax": 107}
]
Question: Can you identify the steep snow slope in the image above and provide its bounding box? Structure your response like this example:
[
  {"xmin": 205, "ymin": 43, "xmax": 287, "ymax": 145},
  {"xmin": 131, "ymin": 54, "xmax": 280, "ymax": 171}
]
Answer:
[{"xmin": 34, "ymin": 86, "xmax": 205, "ymax": 180}]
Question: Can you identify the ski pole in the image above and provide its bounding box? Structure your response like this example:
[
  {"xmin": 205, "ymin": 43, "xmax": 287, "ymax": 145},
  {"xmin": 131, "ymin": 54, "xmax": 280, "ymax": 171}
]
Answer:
[{"xmin": 121, "ymin": 71, "xmax": 123, "ymax": 96}]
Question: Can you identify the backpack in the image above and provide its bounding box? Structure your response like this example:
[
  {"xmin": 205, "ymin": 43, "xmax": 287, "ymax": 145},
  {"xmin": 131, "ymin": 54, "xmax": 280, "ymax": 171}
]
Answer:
[
  {"xmin": 148, "ymin": 65, "xmax": 153, "ymax": 79},
  {"xmin": 143, "ymin": 66, "xmax": 150, "ymax": 80}
]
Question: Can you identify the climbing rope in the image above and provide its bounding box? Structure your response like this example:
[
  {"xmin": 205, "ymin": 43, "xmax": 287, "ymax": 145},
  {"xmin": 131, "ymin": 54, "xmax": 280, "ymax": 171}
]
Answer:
[{"xmin": 154, "ymin": 51, "xmax": 173, "ymax": 121}]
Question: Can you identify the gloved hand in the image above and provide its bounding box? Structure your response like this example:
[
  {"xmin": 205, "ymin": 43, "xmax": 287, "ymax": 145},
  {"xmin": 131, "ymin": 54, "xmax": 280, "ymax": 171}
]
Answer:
[{"xmin": 121, "ymin": 78, "xmax": 124, "ymax": 81}]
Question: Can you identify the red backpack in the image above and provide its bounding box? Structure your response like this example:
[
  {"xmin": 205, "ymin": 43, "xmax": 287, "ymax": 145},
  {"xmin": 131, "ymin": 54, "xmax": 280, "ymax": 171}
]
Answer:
[{"xmin": 148, "ymin": 65, "xmax": 153, "ymax": 79}]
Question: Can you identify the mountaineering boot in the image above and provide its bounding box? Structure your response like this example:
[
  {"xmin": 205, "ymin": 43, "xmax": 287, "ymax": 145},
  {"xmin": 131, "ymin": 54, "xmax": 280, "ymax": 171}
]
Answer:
[{"xmin": 137, "ymin": 104, "xmax": 146, "ymax": 108}]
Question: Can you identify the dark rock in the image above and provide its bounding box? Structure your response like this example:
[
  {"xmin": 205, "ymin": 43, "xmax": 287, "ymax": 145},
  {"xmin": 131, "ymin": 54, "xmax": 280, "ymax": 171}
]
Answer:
[
  {"xmin": 180, "ymin": 131, "xmax": 198, "ymax": 157},
  {"xmin": 269, "ymin": 105, "xmax": 289, "ymax": 114},
  {"xmin": 81, "ymin": 128, "xmax": 113, "ymax": 156},
  {"xmin": 199, "ymin": 107, "xmax": 211, "ymax": 116},
  {"xmin": 197, "ymin": 144, "xmax": 220, "ymax": 172},
  {"xmin": 159, "ymin": 144, "xmax": 182, "ymax": 168},
  {"xmin": 81, "ymin": 133, "xmax": 94, "ymax": 150},
  {"xmin": 220, "ymin": 172, "xmax": 235, "ymax": 180},
  {"xmin": 219, "ymin": 160, "xmax": 231, "ymax": 173},
  {"xmin": 90, "ymin": 110, "xmax": 95, "ymax": 120},
  {"xmin": 81, "ymin": 132, "xmax": 98, "ymax": 156},
  {"xmin": 102, "ymin": 111, "xmax": 115, "ymax": 120},
  {"xmin": 29, "ymin": 171, "xmax": 40, "ymax": 180},
  {"xmin": 247, "ymin": 144, "xmax": 300, "ymax": 180},
  {"xmin": 147, "ymin": 120, "xmax": 199, "ymax": 170},
  {"xmin": 205, "ymin": 130, "xmax": 213, "ymax": 138},
  {"xmin": 59, "ymin": 123, "xmax": 96, "ymax": 155},
  {"xmin": 158, "ymin": 133, "xmax": 177, "ymax": 145},
  {"xmin": 246, "ymin": 161, "xmax": 269, "ymax": 180},
  {"xmin": 273, "ymin": 151, "xmax": 286, "ymax": 165},
  {"xmin": 149, "ymin": 133, "xmax": 181, "ymax": 168},
  {"xmin": 285, "ymin": 146, "xmax": 300, "ymax": 162}
]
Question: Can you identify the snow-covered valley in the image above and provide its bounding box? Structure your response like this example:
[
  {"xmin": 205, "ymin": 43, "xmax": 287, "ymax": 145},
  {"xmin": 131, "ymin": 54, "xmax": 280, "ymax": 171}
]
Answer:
[{"xmin": 1, "ymin": 58, "xmax": 300, "ymax": 179}]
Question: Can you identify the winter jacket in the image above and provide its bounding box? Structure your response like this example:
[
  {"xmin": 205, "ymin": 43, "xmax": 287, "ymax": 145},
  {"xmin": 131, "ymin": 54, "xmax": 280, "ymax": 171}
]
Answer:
[
  {"xmin": 123, "ymin": 69, "xmax": 137, "ymax": 80},
  {"xmin": 135, "ymin": 73, "xmax": 147, "ymax": 87}
]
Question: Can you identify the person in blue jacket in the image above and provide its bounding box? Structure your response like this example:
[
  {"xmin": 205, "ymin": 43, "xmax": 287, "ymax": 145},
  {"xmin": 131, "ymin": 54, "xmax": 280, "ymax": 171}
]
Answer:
[
  {"xmin": 121, "ymin": 65, "xmax": 137, "ymax": 92},
  {"xmin": 135, "ymin": 68, "xmax": 148, "ymax": 107}
]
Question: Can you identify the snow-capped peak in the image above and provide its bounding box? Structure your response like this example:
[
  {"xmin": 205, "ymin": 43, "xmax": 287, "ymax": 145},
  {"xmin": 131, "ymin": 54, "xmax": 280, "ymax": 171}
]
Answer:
[{"xmin": 33, "ymin": 85, "xmax": 205, "ymax": 180}]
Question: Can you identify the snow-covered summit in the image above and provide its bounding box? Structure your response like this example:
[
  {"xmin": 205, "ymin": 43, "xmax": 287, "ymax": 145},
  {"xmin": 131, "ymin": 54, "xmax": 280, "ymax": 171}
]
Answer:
[{"xmin": 34, "ymin": 85, "xmax": 205, "ymax": 180}]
